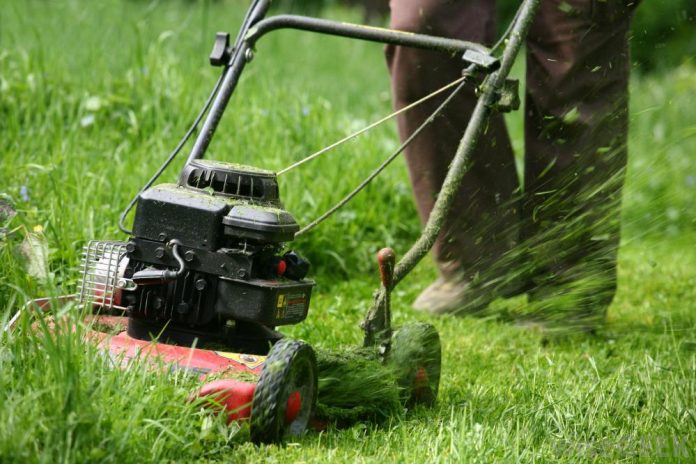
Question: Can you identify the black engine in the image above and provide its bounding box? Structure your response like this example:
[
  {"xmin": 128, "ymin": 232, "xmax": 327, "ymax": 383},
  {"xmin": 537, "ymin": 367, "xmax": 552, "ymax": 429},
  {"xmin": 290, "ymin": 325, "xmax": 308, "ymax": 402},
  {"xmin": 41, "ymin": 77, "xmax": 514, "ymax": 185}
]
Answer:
[{"xmin": 120, "ymin": 160, "xmax": 313, "ymax": 353}]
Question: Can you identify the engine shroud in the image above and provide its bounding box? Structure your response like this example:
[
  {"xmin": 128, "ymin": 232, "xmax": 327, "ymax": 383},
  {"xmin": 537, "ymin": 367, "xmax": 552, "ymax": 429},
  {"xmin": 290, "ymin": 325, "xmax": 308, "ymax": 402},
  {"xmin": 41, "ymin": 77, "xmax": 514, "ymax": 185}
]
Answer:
[{"xmin": 120, "ymin": 160, "xmax": 314, "ymax": 353}]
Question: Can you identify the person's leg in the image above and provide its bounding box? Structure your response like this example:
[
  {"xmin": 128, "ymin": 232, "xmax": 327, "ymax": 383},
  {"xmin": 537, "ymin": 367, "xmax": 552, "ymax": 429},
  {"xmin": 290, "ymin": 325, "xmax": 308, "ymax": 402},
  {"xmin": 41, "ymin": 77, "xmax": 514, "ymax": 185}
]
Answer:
[
  {"xmin": 523, "ymin": 0, "xmax": 637, "ymax": 327},
  {"xmin": 386, "ymin": 0, "xmax": 519, "ymax": 313}
]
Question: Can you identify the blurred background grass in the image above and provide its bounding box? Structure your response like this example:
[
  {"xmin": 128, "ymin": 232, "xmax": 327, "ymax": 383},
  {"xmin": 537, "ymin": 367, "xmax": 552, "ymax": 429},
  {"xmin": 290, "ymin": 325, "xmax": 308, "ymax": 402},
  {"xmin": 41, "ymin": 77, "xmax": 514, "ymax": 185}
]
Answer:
[
  {"xmin": 1, "ymin": 0, "xmax": 694, "ymax": 296},
  {"xmin": 1, "ymin": 1, "xmax": 695, "ymax": 461}
]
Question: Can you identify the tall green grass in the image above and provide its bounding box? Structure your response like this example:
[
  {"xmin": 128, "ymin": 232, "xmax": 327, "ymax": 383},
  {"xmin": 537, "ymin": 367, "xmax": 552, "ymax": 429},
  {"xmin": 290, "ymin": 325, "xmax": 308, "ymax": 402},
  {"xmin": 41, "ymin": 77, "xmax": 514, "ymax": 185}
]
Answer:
[
  {"xmin": 1, "ymin": 0, "xmax": 695, "ymax": 462},
  {"xmin": 1, "ymin": 305, "xmax": 247, "ymax": 462}
]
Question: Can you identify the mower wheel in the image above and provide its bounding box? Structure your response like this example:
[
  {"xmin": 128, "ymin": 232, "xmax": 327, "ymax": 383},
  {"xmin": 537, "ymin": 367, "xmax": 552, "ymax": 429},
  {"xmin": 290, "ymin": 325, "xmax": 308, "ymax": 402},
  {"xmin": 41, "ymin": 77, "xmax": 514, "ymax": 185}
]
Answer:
[
  {"xmin": 250, "ymin": 338, "xmax": 317, "ymax": 444},
  {"xmin": 388, "ymin": 322, "xmax": 441, "ymax": 407}
]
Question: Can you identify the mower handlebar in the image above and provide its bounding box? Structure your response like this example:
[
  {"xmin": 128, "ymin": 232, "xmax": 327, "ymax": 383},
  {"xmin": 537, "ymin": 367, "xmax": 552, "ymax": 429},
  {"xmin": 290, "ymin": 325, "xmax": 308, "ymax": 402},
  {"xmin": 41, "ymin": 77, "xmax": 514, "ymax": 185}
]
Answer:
[{"xmin": 246, "ymin": 15, "xmax": 496, "ymax": 67}]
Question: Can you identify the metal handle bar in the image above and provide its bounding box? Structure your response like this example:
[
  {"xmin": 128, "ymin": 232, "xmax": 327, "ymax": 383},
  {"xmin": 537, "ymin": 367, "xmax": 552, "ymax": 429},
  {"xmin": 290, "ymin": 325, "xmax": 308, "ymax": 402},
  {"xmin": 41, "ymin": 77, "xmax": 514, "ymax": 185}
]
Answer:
[
  {"xmin": 246, "ymin": 15, "xmax": 490, "ymax": 56},
  {"xmin": 183, "ymin": 7, "xmax": 498, "ymax": 166}
]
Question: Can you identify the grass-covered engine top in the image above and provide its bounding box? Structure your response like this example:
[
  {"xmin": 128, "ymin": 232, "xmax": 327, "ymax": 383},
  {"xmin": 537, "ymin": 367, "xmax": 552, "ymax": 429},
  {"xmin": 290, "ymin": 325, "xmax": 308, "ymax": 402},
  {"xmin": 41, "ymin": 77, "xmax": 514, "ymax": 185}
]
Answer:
[
  {"xmin": 123, "ymin": 160, "xmax": 313, "ymax": 353},
  {"xmin": 134, "ymin": 160, "xmax": 299, "ymax": 249}
]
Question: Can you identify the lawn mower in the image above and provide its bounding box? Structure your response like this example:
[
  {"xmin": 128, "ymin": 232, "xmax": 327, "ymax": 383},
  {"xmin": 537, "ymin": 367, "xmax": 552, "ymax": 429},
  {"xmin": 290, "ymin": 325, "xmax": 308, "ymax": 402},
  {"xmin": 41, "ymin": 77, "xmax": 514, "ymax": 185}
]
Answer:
[{"xmin": 4, "ymin": 0, "xmax": 540, "ymax": 444}]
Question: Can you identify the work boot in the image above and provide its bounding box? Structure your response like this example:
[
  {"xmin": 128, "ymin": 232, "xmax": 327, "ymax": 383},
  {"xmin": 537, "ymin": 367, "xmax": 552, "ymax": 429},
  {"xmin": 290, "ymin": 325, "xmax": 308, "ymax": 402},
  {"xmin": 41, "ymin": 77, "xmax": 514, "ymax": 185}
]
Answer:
[
  {"xmin": 413, "ymin": 277, "xmax": 472, "ymax": 315},
  {"xmin": 413, "ymin": 275, "xmax": 527, "ymax": 316}
]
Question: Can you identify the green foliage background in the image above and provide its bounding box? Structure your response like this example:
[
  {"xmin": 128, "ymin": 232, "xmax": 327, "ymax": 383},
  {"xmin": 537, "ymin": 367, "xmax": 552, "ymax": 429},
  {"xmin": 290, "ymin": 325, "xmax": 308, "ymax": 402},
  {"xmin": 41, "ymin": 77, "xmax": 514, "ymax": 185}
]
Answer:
[{"xmin": 1, "ymin": 0, "xmax": 695, "ymax": 462}]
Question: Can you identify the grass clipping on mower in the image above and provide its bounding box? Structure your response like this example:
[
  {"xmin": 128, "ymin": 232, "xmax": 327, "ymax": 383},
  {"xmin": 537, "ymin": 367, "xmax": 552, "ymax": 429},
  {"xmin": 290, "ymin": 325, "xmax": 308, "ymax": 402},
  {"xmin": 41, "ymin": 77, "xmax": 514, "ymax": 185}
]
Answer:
[{"xmin": 315, "ymin": 347, "xmax": 402, "ymax": 424}]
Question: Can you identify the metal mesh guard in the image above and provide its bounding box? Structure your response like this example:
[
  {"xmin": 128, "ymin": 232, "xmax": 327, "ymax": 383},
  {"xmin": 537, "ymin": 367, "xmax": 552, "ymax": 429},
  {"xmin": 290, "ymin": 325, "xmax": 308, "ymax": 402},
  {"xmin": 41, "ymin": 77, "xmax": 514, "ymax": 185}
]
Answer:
[{"xmin": 78, "ymin": 240, "xmax": 128, "ymax": 310}]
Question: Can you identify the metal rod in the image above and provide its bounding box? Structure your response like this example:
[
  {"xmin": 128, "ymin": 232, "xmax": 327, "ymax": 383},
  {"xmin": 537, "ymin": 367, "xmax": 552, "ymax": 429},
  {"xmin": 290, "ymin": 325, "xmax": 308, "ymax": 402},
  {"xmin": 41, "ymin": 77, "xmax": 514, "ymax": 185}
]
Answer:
[
  {"xmin": 391, "ymin": 0, "xmax": 541, "ymax": 287},
  {"xmin": 362, "ymin": 0, "xmax": 541, "ymax": 347},
  {"xmin": 184, "ymin": 0, "xmax": 272, "ymax": 165},
  {"xmin": 184, "ymin": 7, "xmax": 498, "ymax": 166},
  {"xmin": 246, "ymin": 15, "xmax": 490, "ymax": 55}
]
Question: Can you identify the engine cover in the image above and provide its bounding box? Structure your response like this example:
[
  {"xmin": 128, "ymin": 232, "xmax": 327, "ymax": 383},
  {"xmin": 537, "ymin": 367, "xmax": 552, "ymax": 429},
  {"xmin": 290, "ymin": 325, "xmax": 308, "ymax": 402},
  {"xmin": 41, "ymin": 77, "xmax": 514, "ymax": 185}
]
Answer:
[{"xmin": 119, "ymin": 162, "xmax": 314, "ymax": 349}]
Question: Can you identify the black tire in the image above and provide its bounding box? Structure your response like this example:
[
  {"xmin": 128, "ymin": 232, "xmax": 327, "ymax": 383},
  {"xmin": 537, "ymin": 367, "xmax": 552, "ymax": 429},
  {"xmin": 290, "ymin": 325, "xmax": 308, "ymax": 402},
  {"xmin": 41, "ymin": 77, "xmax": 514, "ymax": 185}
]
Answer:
[
  {"xmin": 250, "ymin": 338, "xmax": 317, "ymax": 444},
  {"xmin": 388, "ymin": 322, "xmax": 441, "ymax": 407}
]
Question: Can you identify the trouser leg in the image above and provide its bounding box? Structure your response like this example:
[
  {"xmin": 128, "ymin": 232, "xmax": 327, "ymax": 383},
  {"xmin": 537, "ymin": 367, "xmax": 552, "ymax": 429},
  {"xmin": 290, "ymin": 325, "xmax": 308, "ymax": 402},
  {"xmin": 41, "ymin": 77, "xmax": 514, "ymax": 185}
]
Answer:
[
  {"xmin": 386, "ymin": 0, "xmax": 519, "ymax": 282},
  {"xmin": 523, "ymin": 0, "xmax": 636, "ymax": 318}
]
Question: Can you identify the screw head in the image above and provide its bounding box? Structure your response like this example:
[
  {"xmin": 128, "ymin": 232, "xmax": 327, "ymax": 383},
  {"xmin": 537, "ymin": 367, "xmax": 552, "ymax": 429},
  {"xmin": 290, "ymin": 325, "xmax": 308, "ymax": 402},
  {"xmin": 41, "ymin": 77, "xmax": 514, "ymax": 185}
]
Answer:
[
  {"xmin": 155, "ymin": 247, "xmax": 165, "ymax": 259},
  {"xmin": 177, "ymin": 302, "xmax": 189, "ymax": 314},
  {"xmin": 236, "ymin": 268, "xmax": 247, "ymax": 279},
  {"xmin": 158, "ymin": 232, "xmax": 167, "ymax": 241},
  {"xmin": 184, "ymin": 250, "xmax": 195, "ymax": 262},
  {"xmin": 195, "ymin": 278, "xmax": 207, "ymax": 291},
  {"xmin": 126, "ymin": 241, "xmax": 136, "ymax": 253}
]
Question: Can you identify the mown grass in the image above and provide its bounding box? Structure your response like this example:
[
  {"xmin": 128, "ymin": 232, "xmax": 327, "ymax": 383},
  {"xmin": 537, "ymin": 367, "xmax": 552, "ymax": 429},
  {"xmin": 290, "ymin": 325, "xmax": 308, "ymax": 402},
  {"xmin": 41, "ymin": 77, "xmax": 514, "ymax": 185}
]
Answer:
[{"xmin": 1, "ymin": 0, "xmax": 695, "ymax": 462}]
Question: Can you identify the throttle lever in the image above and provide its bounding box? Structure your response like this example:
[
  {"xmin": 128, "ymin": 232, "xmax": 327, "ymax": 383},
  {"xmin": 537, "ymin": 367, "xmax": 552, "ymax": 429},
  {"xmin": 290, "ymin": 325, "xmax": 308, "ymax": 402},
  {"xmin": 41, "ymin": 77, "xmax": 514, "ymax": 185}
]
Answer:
[{"xmin": 210, "ymin": 32, "xmax": 232, "ymax": 66}]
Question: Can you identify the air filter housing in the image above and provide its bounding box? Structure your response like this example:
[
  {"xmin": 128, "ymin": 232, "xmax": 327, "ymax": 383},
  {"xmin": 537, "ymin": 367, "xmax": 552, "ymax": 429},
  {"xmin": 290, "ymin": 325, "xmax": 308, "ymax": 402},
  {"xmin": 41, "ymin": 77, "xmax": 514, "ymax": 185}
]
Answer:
[
  {"xmin": 223, "ymin": 205, "xmax": 299, "ymax": 243},
  {"xmin": 179, "ymin": 159, "xmax": 280, "ymax": 205}
]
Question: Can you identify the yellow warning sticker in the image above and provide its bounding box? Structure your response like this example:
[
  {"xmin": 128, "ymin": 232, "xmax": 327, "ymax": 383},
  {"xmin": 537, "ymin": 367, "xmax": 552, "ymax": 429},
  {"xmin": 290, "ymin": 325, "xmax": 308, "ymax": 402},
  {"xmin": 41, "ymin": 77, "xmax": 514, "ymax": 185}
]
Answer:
[
  {"xmin": 215, "ymin": 351, "xmax": 267, "ymax": 369},
  {"xmin": 276, "ymin": 294, "xmax": 287, "ymax": 308}
]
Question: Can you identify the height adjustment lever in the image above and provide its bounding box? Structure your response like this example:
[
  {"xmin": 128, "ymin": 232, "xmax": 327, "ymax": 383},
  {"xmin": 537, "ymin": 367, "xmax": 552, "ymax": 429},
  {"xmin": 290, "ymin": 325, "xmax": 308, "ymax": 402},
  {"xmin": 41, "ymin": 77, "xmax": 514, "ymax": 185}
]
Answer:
[
  {"xmin": 210, "ymin": 32, "xmax": 232, "ymax": 67},
  {"xmin": 361, "ymin": 247, "xmax": 396, "ymax": 353},
  {"xmin": 377, "ymin": 248, "xmax": 395, "ymax": 291}
]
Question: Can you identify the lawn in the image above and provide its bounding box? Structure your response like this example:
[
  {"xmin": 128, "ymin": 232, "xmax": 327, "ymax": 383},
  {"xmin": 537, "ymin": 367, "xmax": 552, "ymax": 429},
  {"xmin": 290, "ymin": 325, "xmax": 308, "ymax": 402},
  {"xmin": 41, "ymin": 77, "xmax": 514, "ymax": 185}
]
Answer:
[{"xmin": 1, "ymin": 0, "xmax": 695, "ymax": 462}]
